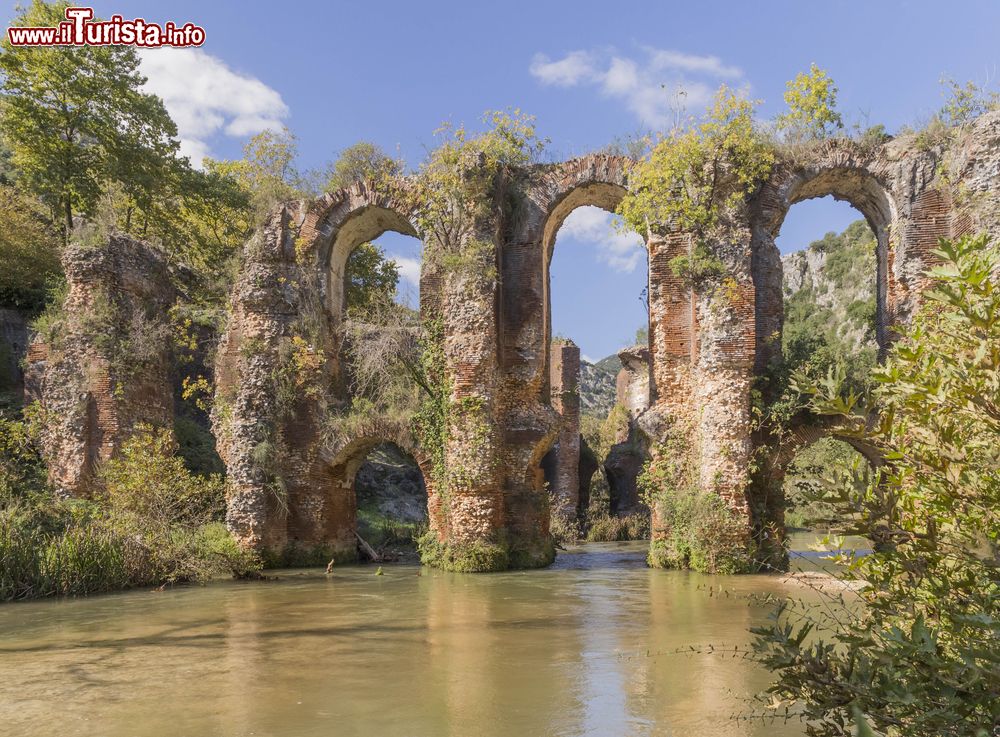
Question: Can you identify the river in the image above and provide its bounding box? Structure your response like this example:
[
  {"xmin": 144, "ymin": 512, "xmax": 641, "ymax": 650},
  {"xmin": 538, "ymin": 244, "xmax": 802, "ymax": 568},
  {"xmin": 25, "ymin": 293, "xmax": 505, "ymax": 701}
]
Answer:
[{"xmin": 0, "ymin": 535, "xmax": 851, "ymax": 737}]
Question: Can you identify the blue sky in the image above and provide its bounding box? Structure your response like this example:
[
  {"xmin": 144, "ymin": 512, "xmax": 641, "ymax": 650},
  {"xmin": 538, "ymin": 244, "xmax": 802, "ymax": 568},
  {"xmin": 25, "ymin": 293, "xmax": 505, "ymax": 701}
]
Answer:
[{"xmin": 8, "ymin": 1, "xmax": 998, "ymax": 360}]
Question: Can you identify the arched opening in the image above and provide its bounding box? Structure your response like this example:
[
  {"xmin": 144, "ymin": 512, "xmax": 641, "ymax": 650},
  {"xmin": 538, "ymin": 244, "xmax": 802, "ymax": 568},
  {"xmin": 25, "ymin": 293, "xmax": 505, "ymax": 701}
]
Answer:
[
  {"xmin": 780, "ymin": 432, "xmax": 880, "ymax": 569},
  {"xmin": 353, "ymin": 441, "xmax": 429, "ymax": 561},
  {"xmin": 774, "ymin": 168, "xmax": 894, "ymax": 356},
  {"xmin": 775, "ymin": 195, "xmax": 881, "ymax": 392},
  {"xmin": 753, "ymin": 171, "xmax": 894, "ymax": 560},
  {"xmin": 323, "ymin": 204, "xmax": 421, "ymax": 327},
  {"xmin": 540, "ymin": 186, "xmax": 652, "ymax": 542},
  {"xmin": 326, "ymin": 207, "xmax": 424, "ymax": 413}
]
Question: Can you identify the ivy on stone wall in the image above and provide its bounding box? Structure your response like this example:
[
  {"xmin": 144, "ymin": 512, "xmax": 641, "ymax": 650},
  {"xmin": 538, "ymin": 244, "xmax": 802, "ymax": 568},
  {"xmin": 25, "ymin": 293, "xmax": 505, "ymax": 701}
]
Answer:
[{"xmin": 640, "ymin": 425, "xmax": 757, "ymax": 574}]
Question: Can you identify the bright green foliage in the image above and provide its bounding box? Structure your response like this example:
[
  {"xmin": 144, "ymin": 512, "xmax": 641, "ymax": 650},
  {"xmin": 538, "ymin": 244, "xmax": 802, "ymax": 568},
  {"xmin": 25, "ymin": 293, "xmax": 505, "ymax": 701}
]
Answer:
[
  {"xmin": 0, "ymin": 418, "xmax": 259, "ymax": 600},
  {"xmin": 415, "ymin": 109, "xmax": 546, "ymax": 258},
  {"xmin": 205, "ymin": 127, "xmax": 299, "ymax": 222},
  {"xmin": 776, "ymin": 64, "xmax": 844, "ymax": 140},
  {"xmin": 753, "ymin": 235, "xmax": 1000, "ymax": 737},
  {"xmin": 325, "ymin": 141, "xmax": 402, "ymax": 192},
  {"xmin": 783, "ymin": 437, "xmax": 868, "ymax": 529},
  {"xmin": 938, "ymin": 76, "xmax": 999, "ymax": 127},
  {"xmin": 0, "ymin": 1, "xmax": 180, "ymax": 238},
  {"xmin": 0, "ymin": 183, "xmax": 61, "ymax": 313},
  {"xmin": 344, "ymin": 241, "xmax": 401, "ymax": 314},
  {"xmin": 619, "ymin": 86, "xmax": 774, "ymax": 238}
]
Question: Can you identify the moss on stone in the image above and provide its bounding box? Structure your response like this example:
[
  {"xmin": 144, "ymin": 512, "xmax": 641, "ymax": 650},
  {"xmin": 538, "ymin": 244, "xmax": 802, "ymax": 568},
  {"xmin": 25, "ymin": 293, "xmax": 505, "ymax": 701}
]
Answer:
[
  {"xmin": 506, "ymin": 536, "xmax": 556, "ymax": 570},
  {"xmin": 416, "ymin": 530, "xmax": 510, "ymax": 572}
]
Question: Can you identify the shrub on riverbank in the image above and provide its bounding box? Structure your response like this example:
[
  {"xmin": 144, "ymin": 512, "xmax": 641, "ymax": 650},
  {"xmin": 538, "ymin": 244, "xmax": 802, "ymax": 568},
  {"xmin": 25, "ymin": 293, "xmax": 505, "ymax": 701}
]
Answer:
[
  {"xmin": 585, "ymin": 512, "xmax": 649, "ymax": 542},
  {"xmin": 752, "ymin": 235, "xmax": 1000, "ymax": 736},
  {"xmin": 0, "ymin": 419, "xmax": 260, "ymax": 601}
]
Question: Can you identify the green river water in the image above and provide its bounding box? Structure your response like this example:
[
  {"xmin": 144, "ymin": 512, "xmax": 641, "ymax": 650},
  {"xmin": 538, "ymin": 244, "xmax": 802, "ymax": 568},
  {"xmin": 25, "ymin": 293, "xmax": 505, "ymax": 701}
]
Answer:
[{"xmin": 0, "ymin": 535, "xmax": 851, "ymax": 737}]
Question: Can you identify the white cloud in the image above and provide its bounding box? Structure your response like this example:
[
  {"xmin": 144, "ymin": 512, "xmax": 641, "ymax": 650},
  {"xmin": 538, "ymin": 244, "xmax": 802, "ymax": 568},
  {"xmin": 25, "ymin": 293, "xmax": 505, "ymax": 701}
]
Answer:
[
  {"xmin": 529, "ymin": 51, "xmax": 596, "ymax": 86},
  {"xmin": 559, "ymin": 206, "xmax": 644, "ymax": 273},
  {"xmin": 390, "ymin": 255, "xmax": 421, "ymax": 287},
  {"xmin": 528, "ymin": 47, "xmax": 744, "ymax": 128},
  {"xmin": 139, "ymin": 48, "xmax": 289, "ymax": 167},
  {"xmin": 646, "ymin": 48, "xmax": 742, "ymax": 79},
  {"xmin": 581, "ymin": 354, "xmax": 597, "ymax": 364}
]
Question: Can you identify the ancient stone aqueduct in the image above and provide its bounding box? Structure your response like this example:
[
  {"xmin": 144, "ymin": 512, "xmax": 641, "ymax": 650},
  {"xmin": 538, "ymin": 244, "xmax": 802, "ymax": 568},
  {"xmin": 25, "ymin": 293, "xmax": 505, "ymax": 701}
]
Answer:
[{"xmin": 23, "ymin": 112, "xmax": 1000, "ymax": 571}]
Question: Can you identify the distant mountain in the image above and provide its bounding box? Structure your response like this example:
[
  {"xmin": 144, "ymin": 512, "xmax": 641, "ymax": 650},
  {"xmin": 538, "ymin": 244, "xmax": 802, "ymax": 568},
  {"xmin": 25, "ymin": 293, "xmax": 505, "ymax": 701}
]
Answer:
[
  {"xmin": 593, "ymin": 353, "xmax": 622, "ymax": 374},
  {"xmin": 781, "ymin": 219, "xmax": 879, "ymax": 357},
  {"xmin": 579, "ymin": 355, "xmax": 619, "ymax": 418}
]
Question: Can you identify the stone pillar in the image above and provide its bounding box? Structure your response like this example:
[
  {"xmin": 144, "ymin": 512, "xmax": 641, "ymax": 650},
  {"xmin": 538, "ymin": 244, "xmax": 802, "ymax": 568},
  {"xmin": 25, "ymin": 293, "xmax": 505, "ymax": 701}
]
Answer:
[
  {"xmin": 616, "ymin": 345, "xmax": 651, "ymax": 415},
  {"xmin": 547, "ymin": 340, "xmax": 580, "ymax": 518},
  {"xmin": 24, "ymin": 235, "xmax": 175, "ymax": 497},
  {"xmin": 425, "ymin": 256, "xmax": 510, "ymax": 569}
]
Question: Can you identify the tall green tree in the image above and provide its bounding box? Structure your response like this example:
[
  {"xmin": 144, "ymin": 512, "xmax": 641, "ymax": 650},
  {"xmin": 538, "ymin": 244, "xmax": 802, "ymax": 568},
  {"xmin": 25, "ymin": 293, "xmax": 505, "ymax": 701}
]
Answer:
[
  {"xmin": 0, "ymin": 184, "xmax": 61, "ymax": 313},
  {"xmin": 0, "ymin": 0, "xmax": 180, "ymax": 240}
]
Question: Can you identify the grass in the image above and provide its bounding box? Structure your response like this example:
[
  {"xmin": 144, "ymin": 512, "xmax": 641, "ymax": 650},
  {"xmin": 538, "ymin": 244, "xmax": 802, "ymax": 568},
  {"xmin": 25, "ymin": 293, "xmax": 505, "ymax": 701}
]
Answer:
[{"xmin": 585, "ymin": 512, "xmax": 650, "ymax": 542}]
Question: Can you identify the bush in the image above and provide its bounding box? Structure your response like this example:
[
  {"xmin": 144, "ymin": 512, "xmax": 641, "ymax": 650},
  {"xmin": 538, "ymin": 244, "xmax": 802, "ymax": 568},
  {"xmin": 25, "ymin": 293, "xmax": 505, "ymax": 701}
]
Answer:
[
  {"xmin": 752, "ymin": 235, "xmax": 1000, "ymax": 736},
  {"xmin": 585, "ymin": 512, "xmax": 649, "ymax": 542},
  {"xmin": 0, "ymin": 420, "xmax": 260, "ymax": 601},
  {"xmin": 639, "ymin": 430, "xmax": 755, "ymax": 574}
]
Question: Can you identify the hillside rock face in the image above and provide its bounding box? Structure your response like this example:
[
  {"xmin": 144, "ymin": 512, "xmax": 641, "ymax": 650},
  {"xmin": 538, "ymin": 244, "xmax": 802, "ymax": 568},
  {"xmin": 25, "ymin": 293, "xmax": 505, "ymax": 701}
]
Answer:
[
  {"xmin": 781, "ymin": 247, "xmax": 826, "ymax": 294},
  {"xmin": 780, "ymin": 220, "xmax": 879, "ymax": 352},
  {"xmin": 578, "ymin": 358, "xmax": 616, "ymax": 417},
  {"xmin": 25, "ymin": 235, "xmax": 175, "ymax": 496}
]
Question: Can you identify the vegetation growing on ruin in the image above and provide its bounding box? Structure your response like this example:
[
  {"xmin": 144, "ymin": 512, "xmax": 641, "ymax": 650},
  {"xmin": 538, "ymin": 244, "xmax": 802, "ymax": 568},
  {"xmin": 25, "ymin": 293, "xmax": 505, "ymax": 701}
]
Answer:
[
  {"xmin": 0, "ymin": 419, "xmax": 259, "ymax": 601},
  {"xmin": 752, "ymin": 235, "xmax": 1000, "ymax": 737},
  {"xmin": 775, "ymin": 63, "xmax": 845, "ymax": 141},
  {"xmin": 618, "ymin": 85, "xmax": 774, "ymax": 240},
  {"xmin": 640, "ymin": 425, "xmax": 756, "ymax": 574}
]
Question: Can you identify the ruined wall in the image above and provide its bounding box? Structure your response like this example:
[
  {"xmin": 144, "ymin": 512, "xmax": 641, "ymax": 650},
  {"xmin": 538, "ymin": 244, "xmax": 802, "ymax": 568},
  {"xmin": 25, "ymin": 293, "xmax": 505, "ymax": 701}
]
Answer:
[
  {"xmin": 616, "ymin": 345, "xmax": 651, "ymax": 415},
  {"xmin": 546, "ymin": 340, "xmax": 581, "ymax": 519},
  {"xmin": 25, "ymin": 235, "xmax": 175, "ymax": 496},
  {"xmin": 746, "ymin": 111, "xmax": 1000, "ymax": 568},
  {"xmin": 206, "ymin": 113, "xmax": 1000, "ymax": 572}
]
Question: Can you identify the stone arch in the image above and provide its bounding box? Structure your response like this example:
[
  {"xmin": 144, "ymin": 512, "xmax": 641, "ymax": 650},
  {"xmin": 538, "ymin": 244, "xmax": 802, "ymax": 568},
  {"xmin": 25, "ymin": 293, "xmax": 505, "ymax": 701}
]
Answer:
[
  {"xmin": 752, "ymin": 150, "xmax": 900, "ymax": 372},
  {"xmin": 283, "ymin": 415, "xmax": 433, "ymax": 561},
  {"xmin": 775, "ymin": 419, "xmax": 884, "ymax": 474},
  {"xmin": 535, "ymin": 156, "xmax": 636, "ymax": 395},
  {"xmin": 296, "ymin": 180, "xmax": 422, "ymax": 326}
]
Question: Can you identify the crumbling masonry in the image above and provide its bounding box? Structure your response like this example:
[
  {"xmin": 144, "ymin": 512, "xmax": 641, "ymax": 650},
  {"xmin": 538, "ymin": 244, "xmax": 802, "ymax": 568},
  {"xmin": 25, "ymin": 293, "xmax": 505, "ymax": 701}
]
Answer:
[{"xmin": 26, "ymin": 112, "xmax": 1000, "ymax": 570}]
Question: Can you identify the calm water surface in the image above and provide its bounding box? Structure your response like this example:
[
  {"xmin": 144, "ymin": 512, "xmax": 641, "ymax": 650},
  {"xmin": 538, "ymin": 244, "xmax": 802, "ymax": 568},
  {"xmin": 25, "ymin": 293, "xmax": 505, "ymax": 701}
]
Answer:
[{"xmin": 0, "ymin": 536, "xmax": 847, "ymax": 737}]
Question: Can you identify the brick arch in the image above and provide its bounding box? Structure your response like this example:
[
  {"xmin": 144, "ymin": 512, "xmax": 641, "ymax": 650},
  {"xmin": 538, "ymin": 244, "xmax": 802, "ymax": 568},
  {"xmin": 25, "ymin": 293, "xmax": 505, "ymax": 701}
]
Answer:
[
  {"xmin": 752, "ymin": 150, "xmax": 901, "ymax": 372},
  {"xmin": 776, "ymin": 419, "xmax": 884, "ymax": 473},
  {"xmin": 280, "ymin": 415, "xmax": 434, "ymax": 560},
  {"xmin": 537, "ymin": 154, "xmax": 633, "ymax": 259},
  {"xmin": 531, "ymin": 156, "xmax": 638, "ymax": 392},
  {"xmin": 295, "ymin": 179, "xmax": 421, "ymax": 325},
  {"xmin": 321, "ymin": 415, "xmax": 431, "ymax": 486}
]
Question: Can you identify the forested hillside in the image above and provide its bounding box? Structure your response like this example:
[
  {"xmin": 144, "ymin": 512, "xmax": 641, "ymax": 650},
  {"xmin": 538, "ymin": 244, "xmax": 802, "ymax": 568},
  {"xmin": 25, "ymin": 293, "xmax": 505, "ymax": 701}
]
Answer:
[{"xmin": 780, "ymin": 219, "xmax": 879, "ymax": 528}]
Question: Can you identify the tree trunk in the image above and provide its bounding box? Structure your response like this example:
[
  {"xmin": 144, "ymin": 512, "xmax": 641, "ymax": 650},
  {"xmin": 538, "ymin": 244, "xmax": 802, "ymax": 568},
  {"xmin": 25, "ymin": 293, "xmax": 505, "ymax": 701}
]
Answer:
[{"xmin": 63, "ymin": 196, "xmax": 72, "ymax": 244}]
